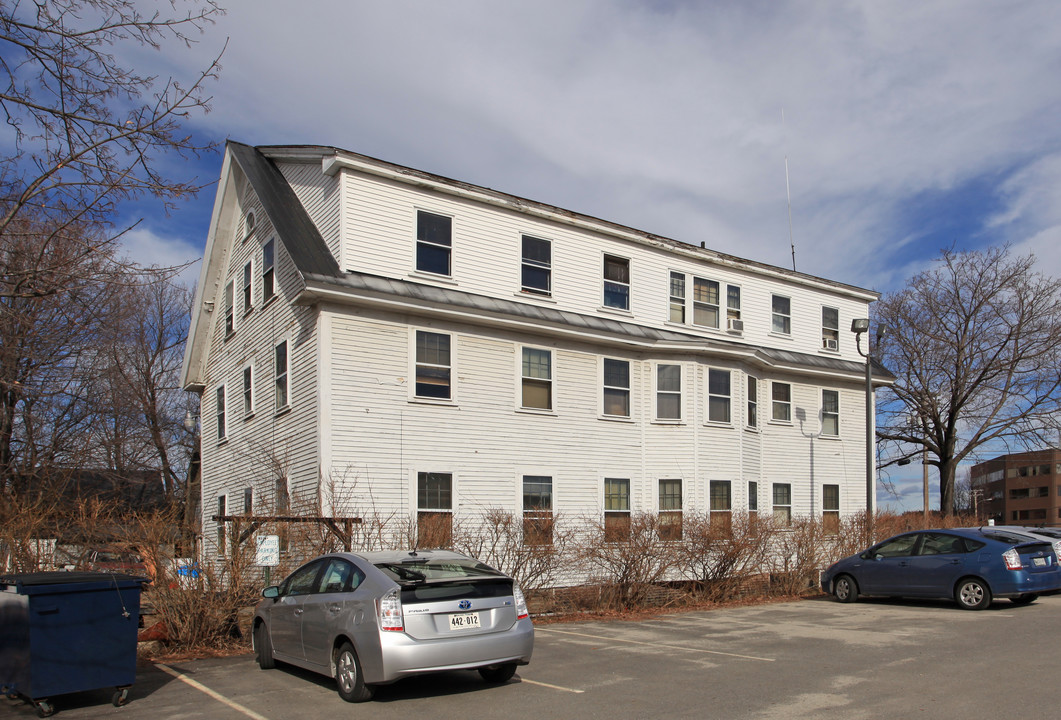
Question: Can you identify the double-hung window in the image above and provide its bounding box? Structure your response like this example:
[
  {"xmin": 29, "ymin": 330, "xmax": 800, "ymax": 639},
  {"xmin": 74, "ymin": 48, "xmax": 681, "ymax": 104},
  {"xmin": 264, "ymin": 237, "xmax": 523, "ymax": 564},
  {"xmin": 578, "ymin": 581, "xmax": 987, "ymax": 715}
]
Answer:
[
  {"xmin": 656, "ymin": 364, "xmax": 682, "ymax": 420},
  {"xmin": 822, "ymin": 389, "xmax": 839, "ymax": 436},
  {"xmin": 603, "ymin": 255, "xmax": 630, "ymax": 310},
  {"xmin": 215, "ymin": 385, "xmax": 227, "ymax": 441},
  {"xmin": 771, "ymin": 382, "xmax": 791, "ymax": 422},
  {"xmin": 726, "ymin": 285, "xmax": 741, "ymax": 322},
  {"xmin": 708, "ymin": 369, "xmax": 731, "ymax": 423},
  {"xmin": 658, "ymin": 479, "xmax": 682, "ymax": 540},
  {"xmin": 748, "ymin": 481, "xmax": 758, "ymax": 518},
  {"xmin": 274, "ymin": 340, "xmax": 289, "ymax": 411},
  {"xmin": 710, "ymin": 480, "xmax": 732, "ymax": 534},
  {"xmin": 669, "ymin": 272, "xmax": 686, "ymax": 323},
  {"xmin": 772, "ymin": 295, "xmax": 791, "ymax": 335},
  {"xmin": 693, "ymin": 277, "xmax": 720, "ymax": 328},
  {"xmin": 243, "ymin": 262, "xmax": 253, "ymax": 314},
  {"xmin": 603, "ymin": 358, "xmax": 630, "ymax": 417},
  {"xmin": 822, "ymin": 307, "xmax": 839, "ymax": 350},
  {"xmin": 521, "ymin": 235, "xmax": 551, "ymax": 295},
  {"xmin": 773, "ymin": 483, "xmax": 792, "ymax": 526},
  {"xmin": 523, "ymin": 475, "xmax": 553, "ymax": 545},
  {"xmin": 417, "ymin": 472, "xmax": 453, "ymax": 548},
  {"xmin": 604, "ymin": 478, "xmax": 631, "ymax": 541},
  {"xmin": 521, "ymin": 347, "xmax": 552, "ymax": 410},
  {"xmin": 262, "ymin": 239, "xmax": 275, "ymax": 303},
  {"xmin": 242, "ymin": 365, "xmax": 253, "ymax": 418},
  {"xmin": 216, "ymin": 496, "xmax": 226, "ymax": 555},
  {"xmin": 224, "ymin": 281, "xmax": 235, "ymax": 336},
  {"xmin": 415, "ymin": 331, "xmax": 451, "ymax": 400},
  {"xmin": 823, "ymin": 484, "xmax": 840, "ymax": 535},
  {"xmin": 416, "ymin": 210, "xmax": 452, "ymax": 276},
  {"xmin": 747, "ymin": 376, "xmax": 758, "ymax": 428}
]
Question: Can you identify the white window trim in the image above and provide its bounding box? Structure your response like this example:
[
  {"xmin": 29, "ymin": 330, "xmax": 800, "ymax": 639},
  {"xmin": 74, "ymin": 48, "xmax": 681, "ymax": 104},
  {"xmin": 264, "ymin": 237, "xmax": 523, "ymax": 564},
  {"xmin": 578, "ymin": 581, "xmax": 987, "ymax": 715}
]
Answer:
[
  {"xmin": 274, "ymin": 337, "xmax": 291, "ymax": 414},
  {"xmin": 519, "ymin": 233, "xmax": 552, "ymax": 297},
  {"xmin": 771, "ymin": 294, "xmax": 792, "ymax": 336},
  {"xmin": 411, "ymin": 469, "xmax": 458, "ymax": 514},
  {"xmin": 706, "ymin": 367, "xmax": 733, "ymax": 425},
  {"xmin": 262, "ymin": 237, "xmax": 276, "ymax": 305},
  {"xmin": 654, "ymin": 362, "xmax": 683, "ymax": 423},
  {"xmin": 242, "ymin": 362, "xmax": 255, "ymax": 420},
  {"xmin": 692, "ymin": 276, "xmax": 721, "ymax": 330},
  {"xmin": 516, "ymin": 468, "xmax": 559, "ymax": 512},
  {"xmin": 657, "ymin": 477, "xmax": 683, "ymax": 513},
  {"xmin": 601, "ymin": 475, "xmax": 633, "ymax": 513},
  {"xmin": 215, "ymin": 384, "xmax": 227, "ymax": 443},
  {"xmin": 600, "ymin": 356, "xmax": 632, "ymax": 420},
  {"xmin": 410, "ymin": 327, "xmax": 457, "ymax": 405},
  {"xmin": 667, "ymin": 269, "xmax": 686, "ymax": 325},
  {"xmin": 821, "ymin": 305, "xmax": 841, "ymax": 352},
  {"xmin": 601, "ymin": 253, "xmax": 631, "ymax": 313},
  {"xmin": 413, "ymin": 208, "xmax": 454, "ymax": 279},
  {"xmin": 770, "ymin": 380, "xmax": 792, "ymax": 424},
  {"xmin": 516, "ymin": 344, "xmax": 556, "ymax": 415},
  {"xmin": 223, "ymin": 279, "xmax": 235, "ymax": 337},
  {"xmin": 821, "ymin": 388, "xmax": 840, "ymax": 438},
  {"xmin": 746, "ymin": 374, "xmax": 760, "ymax": 431},
  {"xmin": 243, "ymin": 259, "xmax": 254, "ymax": 316}
]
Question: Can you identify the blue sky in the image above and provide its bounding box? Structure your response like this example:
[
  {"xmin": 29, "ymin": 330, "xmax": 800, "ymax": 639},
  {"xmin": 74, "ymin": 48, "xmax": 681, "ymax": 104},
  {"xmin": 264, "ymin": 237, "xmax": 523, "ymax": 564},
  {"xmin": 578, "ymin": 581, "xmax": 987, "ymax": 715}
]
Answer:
[{"xmin": 113, "ymin": 0, "xmax": 1061, "ymax": 511}]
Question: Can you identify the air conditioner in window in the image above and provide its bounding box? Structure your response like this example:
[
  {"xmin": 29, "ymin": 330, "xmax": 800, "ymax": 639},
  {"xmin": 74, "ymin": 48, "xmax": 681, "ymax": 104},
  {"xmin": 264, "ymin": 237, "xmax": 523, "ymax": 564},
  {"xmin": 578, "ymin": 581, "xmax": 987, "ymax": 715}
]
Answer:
[
  {"xmin": 727, "ymin": 318, "xmax": 744, "ymax": 333},
  {"xmin": 824, "ymin": 338, "xmax": 838, "ymax": 351}
]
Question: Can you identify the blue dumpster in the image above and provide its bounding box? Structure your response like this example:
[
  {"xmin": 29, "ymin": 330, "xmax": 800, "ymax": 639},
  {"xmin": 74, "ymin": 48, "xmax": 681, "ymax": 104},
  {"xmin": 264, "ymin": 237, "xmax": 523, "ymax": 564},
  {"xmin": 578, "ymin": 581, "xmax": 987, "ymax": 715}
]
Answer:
[{"xmin": 0, "ymin": 571, "xmax": 147, "ymax": 717}]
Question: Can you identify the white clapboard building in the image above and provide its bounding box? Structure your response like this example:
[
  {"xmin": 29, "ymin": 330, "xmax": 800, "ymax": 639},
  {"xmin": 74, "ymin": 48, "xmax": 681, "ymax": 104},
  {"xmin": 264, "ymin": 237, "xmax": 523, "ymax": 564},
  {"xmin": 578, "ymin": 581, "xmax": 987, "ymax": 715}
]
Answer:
[{"xmin": 180, "ymin": 142, "xmax": 891, "ymax": 557}]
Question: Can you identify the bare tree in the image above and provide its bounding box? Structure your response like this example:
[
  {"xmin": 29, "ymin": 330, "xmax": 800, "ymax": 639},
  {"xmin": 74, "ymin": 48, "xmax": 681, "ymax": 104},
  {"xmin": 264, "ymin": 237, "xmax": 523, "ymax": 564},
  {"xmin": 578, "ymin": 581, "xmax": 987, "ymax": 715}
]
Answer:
[
  {"xmin": 0, "ymin": 0, "xmax": 224, "ymax": 297},
  {"xmin": 875, "ymin": 245, "xmax": 1061, "ymax": 515}
]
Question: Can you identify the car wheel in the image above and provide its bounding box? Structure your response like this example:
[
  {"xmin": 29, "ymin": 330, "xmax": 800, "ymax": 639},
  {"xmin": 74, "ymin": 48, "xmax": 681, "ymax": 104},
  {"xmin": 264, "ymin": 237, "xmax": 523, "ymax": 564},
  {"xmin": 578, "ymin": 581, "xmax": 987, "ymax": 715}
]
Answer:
[
  {"xmin": 478, "ymin": 662, "xmax": 518, "ymax": 684},
  {"xmin": 254, "ymin": 623, "xmax": 275, "ymax": 670},
  {"xmin": 833, "ymin": 574, "xmax": 859, "ymax": 603},
  {"xmin": 334, "ymin": 642, "xmax": 373, "ymax": 703},
  {"xmin": 955, "ymin": 577, "xmax": 992, "ymax": 610},
  {"xmin": 1010, "ymin": 593, "xmax": 1039, "ymax": 605}
]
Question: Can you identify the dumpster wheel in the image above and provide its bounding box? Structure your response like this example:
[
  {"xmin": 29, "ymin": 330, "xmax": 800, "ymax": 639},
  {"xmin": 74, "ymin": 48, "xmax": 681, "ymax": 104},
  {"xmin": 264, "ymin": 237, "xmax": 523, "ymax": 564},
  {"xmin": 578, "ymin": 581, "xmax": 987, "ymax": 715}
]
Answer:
[
  {"xmin": 34, "ymin": 698, "xmax": 54, "ymax": 718},
  {"xmin": 112, "ymin": 686, "xmax": 131, "ymax": 707}
]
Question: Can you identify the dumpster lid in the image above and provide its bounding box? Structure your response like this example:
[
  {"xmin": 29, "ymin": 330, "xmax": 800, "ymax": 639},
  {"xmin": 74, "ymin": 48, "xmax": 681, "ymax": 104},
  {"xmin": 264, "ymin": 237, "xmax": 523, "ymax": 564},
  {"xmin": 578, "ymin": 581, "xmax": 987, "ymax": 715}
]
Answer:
[{"xmin": 0, "ymin": 571, "xmax": 148, "ymax": 588}]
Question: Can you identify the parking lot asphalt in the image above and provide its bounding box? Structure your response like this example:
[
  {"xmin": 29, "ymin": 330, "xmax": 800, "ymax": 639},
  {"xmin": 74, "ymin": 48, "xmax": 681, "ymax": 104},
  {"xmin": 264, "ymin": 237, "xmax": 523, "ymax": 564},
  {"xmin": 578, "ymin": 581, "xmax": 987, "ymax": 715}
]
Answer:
[{"xmin": 7, "ymin": 593, "xmax": 1061, "ymax": 719}]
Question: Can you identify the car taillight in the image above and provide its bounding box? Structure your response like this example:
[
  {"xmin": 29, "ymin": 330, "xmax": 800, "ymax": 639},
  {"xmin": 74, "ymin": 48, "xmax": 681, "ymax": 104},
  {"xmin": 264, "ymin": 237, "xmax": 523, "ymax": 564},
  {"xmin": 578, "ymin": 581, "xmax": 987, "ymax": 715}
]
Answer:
[
  {"xmin": 1002, "ymin": 548, "xmax": 1023, "ymax": 571},
  {"xmin": 513, "ymin": 584, "xmax": 529, "ymax": 620},
  {"xmin": 378, "ymin": 588, "xmax": 404, "ymax": 632},
  {"xmin": 1052, "ymin": 542, "xmax": 1061, "ymax": 562}
]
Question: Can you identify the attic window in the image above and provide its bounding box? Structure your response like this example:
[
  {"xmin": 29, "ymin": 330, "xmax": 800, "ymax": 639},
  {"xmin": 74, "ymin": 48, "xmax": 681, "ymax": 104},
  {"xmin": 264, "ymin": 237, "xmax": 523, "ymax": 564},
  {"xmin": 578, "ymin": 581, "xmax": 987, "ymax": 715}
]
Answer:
[{"xmin": 245, "ymin": 212, "xmax": 256, "ymax": 237}]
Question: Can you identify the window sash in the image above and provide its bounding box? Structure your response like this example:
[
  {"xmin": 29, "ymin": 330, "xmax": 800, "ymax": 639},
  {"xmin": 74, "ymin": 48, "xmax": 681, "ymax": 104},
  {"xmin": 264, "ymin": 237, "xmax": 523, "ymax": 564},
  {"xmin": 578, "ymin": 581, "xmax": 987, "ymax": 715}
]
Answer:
[
  {"xmin": 669, "ymin": 272, "xmax": 686, "ymax": 323},
  {"xmin": 748, "ymin": 481, "xmax": 758, "ymax": 512},
  {"xmin": 747, "ymin": 376, "xmax": 758, "ymax": 428},
  {"xmin": 726, "ymin": 285, "xmax": 741, "ymax": 320},
  {"xmin": 822, "ymin": 389, "xmax": 839, "ymax": 436},
  {"xmin": 243, "ymin": 262, "xmax": 253, "ymax": 313},
  {"xmin": 243, "ymin": 366, "xmax": 253, "ymax": 417},
  {"xmin": 603, "ymin": 256, "xmax": 630, "ymax": 309},
  {"xmin": 693, "ymin": 278, "xmax": 720, "ymax": 328},
  {"xmin": 822, "ymin": 306, "xmax": 839, "ymax": 348},
  {"xmin": 262, "ymin": 239, "xmax": 275, "ymax": 302},
  {"xmin": 522, "ymin": 348, "xmax": 552, "ymax": 410},
  {"xmin": 772, "ymin": 295, "xmax": 791, "ymax": 334},
  {"xmin": 416, "ymin": 211, "xmax": 452, "ymax": 276},
  {"xmin": 417, "ymin": 472, "xmax": 453, "ymax": 510},
  {"xmin": 658, "ymin": 479, "xmax": 682, "ymax": 511},
  {"xmin": 772, "ymin": 382, "xmax": 791, "ymax": 422},
  {"xmin": 521, "ymin": 235, "xmax": 551, "ymax": 294},
  {"xmin": 604, "ymin": 478, "xmax": 630, "ymax": 511},
  {"xmin": 773, "ymin": 483, "xmax": 792, "ymax": 524},
  {"xmin": 657, "ymin": 364, "xmax": 681, "ymax": 420},
  {"xmin": 224, "ymin": 281, "xmax": 234, "ymax": 335},
  {"xmin": 708, "ymin": 369, "xmax": 731, "ymax": 423},
  {"xmin": 275, "ymin": 341, "xmax": 288, "ymax": 410},
  {"xmin": 216, "ymin": 386, "xmax": 226, "ymax": 440},
  {"xmin": 603, "ymin": 358, "xmax": 630, "ymax": 416},
  {"xmin": 415, "ymin": 331, "xmax": 452, "ymax": 399}
]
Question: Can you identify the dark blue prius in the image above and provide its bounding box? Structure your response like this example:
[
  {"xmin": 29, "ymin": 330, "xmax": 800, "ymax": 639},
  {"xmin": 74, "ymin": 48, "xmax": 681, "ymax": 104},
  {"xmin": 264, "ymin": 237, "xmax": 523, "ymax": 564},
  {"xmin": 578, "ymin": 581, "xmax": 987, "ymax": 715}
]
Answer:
[{"xmin": 821, "ymin": 528, "xmax": 1061, "ymax": 610}]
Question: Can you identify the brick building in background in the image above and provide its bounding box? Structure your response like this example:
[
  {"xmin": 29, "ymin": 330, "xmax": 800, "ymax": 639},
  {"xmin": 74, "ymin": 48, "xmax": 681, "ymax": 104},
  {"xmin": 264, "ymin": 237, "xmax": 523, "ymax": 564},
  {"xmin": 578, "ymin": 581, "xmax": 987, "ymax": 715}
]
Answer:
[{"xmin": 973, "ymin": 449, "xmax": 1061, "ymax": 526}]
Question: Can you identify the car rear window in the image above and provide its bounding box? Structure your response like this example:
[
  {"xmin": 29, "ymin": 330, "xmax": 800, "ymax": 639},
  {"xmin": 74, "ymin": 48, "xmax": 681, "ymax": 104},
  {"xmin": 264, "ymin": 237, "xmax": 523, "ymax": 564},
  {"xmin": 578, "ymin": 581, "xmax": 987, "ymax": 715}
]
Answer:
[{"xmin": 374, "ymin": 558, "xmax": 505, "ymax": 583}]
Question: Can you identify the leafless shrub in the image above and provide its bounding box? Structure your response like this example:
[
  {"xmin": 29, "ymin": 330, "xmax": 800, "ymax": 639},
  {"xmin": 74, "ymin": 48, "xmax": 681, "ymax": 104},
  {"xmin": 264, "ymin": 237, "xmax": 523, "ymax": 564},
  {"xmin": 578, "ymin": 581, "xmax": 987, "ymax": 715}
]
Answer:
[
  {"xmin": 768, "ymin": 515, "xmax": 832, "ymax": 595},
  {"xmin": 578, "ymin": 513, "xmax": 676, "ymax": 610},
  {"xmin": 675, "ymin": 511, "xmax": 772, "ymax": 602}
]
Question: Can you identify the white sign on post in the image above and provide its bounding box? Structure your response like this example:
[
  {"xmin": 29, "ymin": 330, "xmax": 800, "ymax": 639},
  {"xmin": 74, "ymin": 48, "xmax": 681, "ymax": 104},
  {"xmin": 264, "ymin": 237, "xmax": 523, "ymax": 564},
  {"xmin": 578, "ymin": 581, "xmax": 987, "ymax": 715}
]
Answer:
[{"xmin": 256, "ymin": 535, "xmax": 280, "ymax": 567}]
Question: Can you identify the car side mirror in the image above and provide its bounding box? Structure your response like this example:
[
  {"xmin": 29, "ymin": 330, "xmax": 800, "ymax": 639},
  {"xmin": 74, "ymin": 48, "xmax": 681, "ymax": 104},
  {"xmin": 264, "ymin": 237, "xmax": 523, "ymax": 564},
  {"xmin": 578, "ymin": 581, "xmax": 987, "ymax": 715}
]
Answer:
[{"xmin": 262, "ymin": 586, "xmax": 280, "ymax": 600}]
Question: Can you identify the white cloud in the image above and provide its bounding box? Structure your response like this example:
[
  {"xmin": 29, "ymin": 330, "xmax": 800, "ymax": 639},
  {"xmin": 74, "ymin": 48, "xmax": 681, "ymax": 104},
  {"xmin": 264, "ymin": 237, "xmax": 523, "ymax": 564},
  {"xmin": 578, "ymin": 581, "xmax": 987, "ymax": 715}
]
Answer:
[
  {"xmin": 117, "ymin": 226, "xmax": 203, "ymax": 287},
  {"xmin": 145, "ymin": 0, "xmax": 1061, "ymax": 291}
]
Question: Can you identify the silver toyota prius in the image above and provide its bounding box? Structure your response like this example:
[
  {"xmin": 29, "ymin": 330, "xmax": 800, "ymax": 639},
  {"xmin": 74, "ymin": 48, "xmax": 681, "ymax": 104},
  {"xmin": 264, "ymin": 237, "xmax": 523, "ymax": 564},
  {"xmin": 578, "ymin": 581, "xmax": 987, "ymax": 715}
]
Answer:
[{"xmin": 252, "ymin": 549, "xmax": 534, "ymax": 702}]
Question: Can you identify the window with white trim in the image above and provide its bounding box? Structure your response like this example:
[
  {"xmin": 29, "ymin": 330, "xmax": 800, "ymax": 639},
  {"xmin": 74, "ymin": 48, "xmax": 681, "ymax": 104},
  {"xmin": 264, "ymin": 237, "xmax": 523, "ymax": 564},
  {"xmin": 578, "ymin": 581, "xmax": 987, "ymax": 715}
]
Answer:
[
  {"xmin": 245, "ymin": 211, "xmax": 255, "ymax": 237},
  {"xmin": 658, "ymin": 479, "xmax": 682, "ymax": 540},
  {"xmin": 242, "ymin": 365, "xmax": 253, "ymax": 418},
  {"xmin": 521, "ymin": 235, "xmax": 551, "ymax": 295},
  {"xmin": 771, "ymin": 382, "xmax": 791, "ymax": 422},
  {"xmin": 669, "ymin": 271, "xmax": 686, "ymax": 323},
  {"xmin": 274, "ymin": 340, "xmax": 289, "ymax": 410},
  {"xmin": 822, "ymin": 389, "xmax": 839, "ymax": 436},
  {"xmin": 224, "ymin": 280, "xmax": 234, "ymax": 336},
  {"xmin": 415, "ymin": 331, "xmax": 451, "ymax": 400},
  {"xmin": 416, "ymin": 210, "xmax": 452, "ymax": 276},
  {"xmin": 523, "ymin": 475, "xmax": 553, "ymax": 545},
  {"xmin": 748, "ymin": 481, "xmax": 758, "ymax": 515},
  {"xmin": 603, "ymin": 255, "xmax": 630, "ymax": 310},
  {"xmin": 656, "ymin": 364, "xmax": 682, "ymax": 420},
  {"xmin": 773, "ymin": 483, "xmax": 792, "ymax": 526},
  {"xmin": 215, "ymin": 385, "xmax": 226, "ymax": 441},
  {"xmin": 822, "ymin": 307, "xmax": 839, "ymax": 350},
  {"xmin": 772, "ymin": 294, "xmax": 791, "ymax": 335},
  {"xmin": 747, "ymin": 376, "xmax": 758, "ymax": 428},
  {"xmin": 726, "ymin": 285, "xmax": 741, "ymax": 321},
  {"xmin": 604, "ymin": 477, "xmax": 631, "ymax": 541},
  {"xmin": 710, "ymin": 480, "xmax": 732, "ymax": 534},
  {"xmin": 262, "ymin": 239, "xmax": 275, "ymax": 303},
  {"xmin": 417, "ymin": 472, "xmax": 453, "ymax": 548},
  {"xmin": 243, "ymin": 262, "xmax": 254, "ymax": 314},
  {"xmin": 603, "ymin": 358, "xmax": 630, "ymax": 417},
  {"xmin": 216, "ymin": 495, "xmax": 226, "ymax": 554},
  {"xmin": 521, "ymin": 347, "xmax": 552, "ymax": 410},
  {"xmin": 823, "ymin": 484, "xmax": 840, "ymax": 535},
  {"xmin": 708, "ymin": 369, "xmax": 731, "ymax": 423},
  {"xmin": 693, "ymin": 277, "xmax": 720, "ymax": 328}
]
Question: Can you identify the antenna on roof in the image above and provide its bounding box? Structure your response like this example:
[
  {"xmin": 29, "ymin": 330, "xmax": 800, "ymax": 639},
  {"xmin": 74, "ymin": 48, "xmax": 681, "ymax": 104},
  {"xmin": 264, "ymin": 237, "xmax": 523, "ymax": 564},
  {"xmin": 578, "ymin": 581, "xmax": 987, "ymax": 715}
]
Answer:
[{"xmin": 783, "ymin": 108, "xmax": 796, "ymax": 272}]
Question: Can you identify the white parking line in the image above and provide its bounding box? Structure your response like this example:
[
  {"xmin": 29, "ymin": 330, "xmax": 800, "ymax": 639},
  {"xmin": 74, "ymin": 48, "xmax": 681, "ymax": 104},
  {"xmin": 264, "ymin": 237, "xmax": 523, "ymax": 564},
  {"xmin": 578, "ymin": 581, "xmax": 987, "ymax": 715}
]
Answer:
[
  {"xmin": 156, "ymin": 663, "xmax": 271, "ymax": 720},
  {"xmin": 535, "ymin": 627, "xmax": 775, "ymax": 662},
  {"xmin": 520, "ymin": 678, "xmax": 585, "ymax": 693}
]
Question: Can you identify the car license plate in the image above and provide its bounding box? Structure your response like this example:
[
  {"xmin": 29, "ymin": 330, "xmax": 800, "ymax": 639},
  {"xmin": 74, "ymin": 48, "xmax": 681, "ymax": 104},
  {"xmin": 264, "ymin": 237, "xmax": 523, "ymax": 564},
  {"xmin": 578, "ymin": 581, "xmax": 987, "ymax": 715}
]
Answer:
[
  {"xmin": 1033, "ymin": 557, "xmax": 1046, "ymax": 567},
  {"xmin": 449, "ymin": 612, "xmax": 481, "ymax": 630}
]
